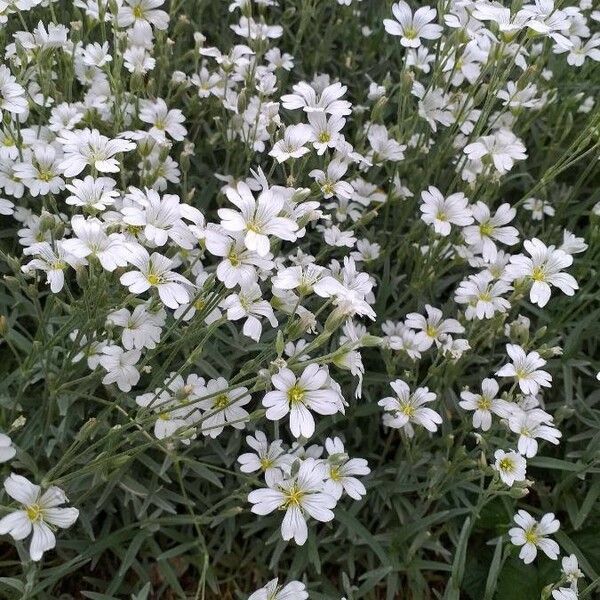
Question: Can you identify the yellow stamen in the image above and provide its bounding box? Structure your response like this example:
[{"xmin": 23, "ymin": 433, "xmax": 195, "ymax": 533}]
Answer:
[
  {"xmin": 287, "ymin": 385, "xmax": 305, "ymax": 405},
  {"xmin": 26, "ymin": 504, "xmax": 42, "ymax": 522}
]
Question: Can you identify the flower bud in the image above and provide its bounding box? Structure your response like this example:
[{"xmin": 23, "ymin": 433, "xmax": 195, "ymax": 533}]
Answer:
[{"xmin": 0, "ymin": 315, "xmax": 8, "ymax": 336}]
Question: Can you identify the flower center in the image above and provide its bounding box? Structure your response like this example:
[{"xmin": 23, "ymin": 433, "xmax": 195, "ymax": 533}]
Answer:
[
  {"xmin": 227, "ymin": 250, "xmax": 240, "ymax": 267},
  {"xmin": 400, "ymin": 401, "xmax": 415, "ymax": 418},
  {"xmin": 147, "ymin": 273, "xmax": 162, "ymax": 285},
  {"xmin": 322, "ymin": 182, "xmax": 335, "ymax": 196},
  {"xmin": 133, "ymin": 5, "xmax": 144, "ymax": 18},
  {"xmin": 479, "ymin": 222, "xmax": 494, "ymax": 237},
  {"xmin": 213, "ymin": 393, "xmax": 229, "ymax": 409},
  {"xmin": 477, "ymin": 396, "xmax": 492, "ymax": 410},
  {"xmin": 318, "ymin": 131, "xmax": 331, "ymax": 143},
  {"xmin": 404, "ymin": 27, "xmax": 418, "ymax": 39},
  {"xmin": 524, "ymin": 527, "xmax": 538, "ymax": 545},
  {"xmin": 436, "ymin": 211, "xmax": 447, "ymax": 222},
  {"xmin": 38, "ymin": 169, "xmax": 54, "ymax": 182},
  {"xmin": 330, "ymin": 466, "xmax": 342, "ymax": 481},
  {"xmin": 287, "ymin": 385, "xmax": 305, "ymax": 405},
  {"xmin": 283, "ymin": 484, "xmax": 304, "ymax": 508},
  {"xmin": 531, "ymin": 266, "xmax": 546, "ymax": 282},
  {"xmin": 499, "ymin": 457, "xmax": 514, "ymax": 472},
  {"xmin": 26, "ymin": 504, "xmax": 43, "ymax": 522},
  {"xmin": 126, "ymin": 224, "xmax": 144, "ymax": 235},
  {"xmin": 259, "ymin": 457, "xmax": 273, "ymax": 471},
  {"xmin": 426, "ymin": 324, "xmax": 437, "ymax": 338},
  {"xmin": 515, "ymin": 368, "xmax": 528, "ymax": 380}
]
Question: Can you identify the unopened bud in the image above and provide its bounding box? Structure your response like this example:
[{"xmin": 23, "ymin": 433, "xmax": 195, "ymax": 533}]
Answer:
[{"xmin": 0, "ymin": 315, "xmax": 8, "ymax": 336}]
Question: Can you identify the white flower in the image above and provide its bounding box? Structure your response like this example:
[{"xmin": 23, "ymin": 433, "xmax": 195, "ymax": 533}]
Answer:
[
  {"xmin": 366, "ymin": 124, "xmax": 406, "ymax": 163},
  {"xmin": 272, "ymin": 264, "xmax": 326, "ymax": 295},
  {"xmin": 509, "ymin": 510, "xmax": 560, "ymax": 564},
  {"xmin": 123, "ymin": 46, "xmax": 156, "ymax": 74},
  {"xmin": 0, "ymin": 65, "xmax": 27, "ymax": 118},
  {"xmin": 121, "ymin": 187, "xmax": 195, "ymax": 248},
  {"xmin": 0, "ymin": 433, "xmax": 16, "ymax": 463},
  {"xmin": 406, "ymin": 46, "xmax": 435, "ymax": 72},
  {"xmin": 107, "ymin": 304, "xmax": 166, "ymax": 350},
  {"xmin": 218, "ymin": 182, "xmax": 298, "ymax": 257},
  {"xmin": 552, "ymin": 588, "xmax": 577, "ymax": 600},
  {"xmin": 556, "ymin": 35, "xmax": 600, "ymax": 67},
  {"xmin": 205, "ymin": 229, "xmax": 273, "ymax": 289},
  {"xmin": 238, "ymin": 431, "xmax": 291, "ymax": 486},
  {"xmin": 306, "ymin": 112, "xmax": 345, "ymax": 155},
  {"xmin": 139, "ymin": 98, "xmax": 187, "ymax": 142},
  {"xmin": 136, "ymin": 374, "xmax": 205, "ymax": 443},
  {"xmin": 561, "ymin": 553, "xmax": 583, "ymax": 587},
  {"xmin": 459, "ymin": 378, "xmax": 511, "ymax": 431},
  {"xmin": 0, "ymin": 198, "xmax": 14, "ymax": 215},
  {"xmin": 323, "ymin": 437, "xmax": 370, "ymax": 500},
  {"xmin": 508, "ymin": 409, "xmax": 561, "ymax": 458},
  {"xmin": 405, "ymin": 304, "xmax": 464, "ymax": 350},
  {"xmin": 197, "ymin": 378, "xmax": 251, "ymax": 438},
  {"xmin": 383, "ymin": 2, "xmax": 443, "ymax": 48},
  {"xmin": 248, "ymin": 578, "xmax": 308, "ymax": 600},
  {"xmin": 48, "ymin": 102, "xmax": 84, "ymax": 133},
  {"xmin": 247, "ymin": 457, "xmax": 336, "ymax": 545},
  {"xmin": 496, "ymin": 344, "xmax": 552, "ymax": 395},
  {"xmin": 560, "ymin": 230, "xmax": 587, "ymax": 256},
  {"xmin": 99, "ymin": 345, "xmax": 141, "ymax": 392},
  {"xmin": 62, "ymin": 216, "xmax": 129, "ymax": 272},
  {"xmin": 464, "ymin": 129, "xmax": 527, "ymax": 175},
  {"xmin": 57, "ymin": 129, "xmax": 136, "ymax": 177},
  {"xmin": 520, "ymin": 1, "xmax": 571, "ymax": 48},
  {"xmin": 263, "ymin": 365, "xmax": 345, "ymax": 439},
  {"xmin": 309, "ymin": 159, "xmax": 353, "ymax": 200},
  {"xmin": 420, "ymin": 186, "xmax": 473, "ymax": 236},
  {"xmin": 462, "ymin": 202, "xmax": 519, "ymax": 261},
  {"xmin": 14, "ymin": 145, "xmax": 65, "ymax": 197},
  {"xmin": 493, "ymin": 450, "xmax": 527, "ymax": 486},
  {"xmin": 82, "ymin": 41, "xmax": 112, "ymax": 67},
  {"xmin": 523, "ymin": 197, "xmax": 554, "ymax": 220},
  {"xmin": 230, "ymin": 16, "xmax": 282, "ymax": 40},
  {"xmin": 120, "ymin": 246, "xmax": 193, "ymax": 309},
  {"xmin": 269, "ymin": 124, "xmax": 313, "ymax": 163},
  {"xmin": 472, "ymin": 5, "xmax": 528, "ymax": 35},
  {"xmin": 221, "ymin": 283, "xmax": 277, "ymax": 342},
  {"xmin": 22, "ymin": 242, "xmax": 83, "ymax": 294},
  {"xmin": 412, "ymin": 82, "xmax": 453, "ymax": 132},
  {"xmin": 281, "ymin": 81, "xmax": 352, "ymax": 116},
  {"xmin": 0, "ymin": 474, "xmax": 78, "ymax": 561},
  {"xmin": 378, "ymin": 379, "xmax": 442, "ymax": 437},
  {"xmin": 118, "ymin": 0, "xmax": 169, "ymax": 31},
  {"xmin": 65, "ymin": 176, "xmax": 119, "ymax": 210},
  {"xmin": 454, "ymin": 272, "xmax": 512, "ymax": 320},
  {"xmin": 387, "ymin": 325, "xmax": 431, "ymax": 360},
  {"xmin": 505, "ymin": 238, "xmax": 578, "ymax": 308},
  {"xmin": 323, "ymin": 225, "xmax": 357, "ymax": 248}
]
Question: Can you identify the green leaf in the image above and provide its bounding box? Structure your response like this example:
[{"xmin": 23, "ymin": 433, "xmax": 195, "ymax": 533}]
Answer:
[
  {"xmin": 484, "ymin": 537, "xmax": 504, "ymax": 600},
  {"xmin": 335, "ymin": 507, "xmax": 391, "ymax": 566},
  {"xmin": 444, "ymin": 517, "xmax": 471, "ymax": 600}
]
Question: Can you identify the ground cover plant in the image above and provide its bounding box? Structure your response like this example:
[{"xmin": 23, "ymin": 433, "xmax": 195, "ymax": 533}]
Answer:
[{"xmin": 0, "ymin": 0, "xmax": 599, "ymax": 598}]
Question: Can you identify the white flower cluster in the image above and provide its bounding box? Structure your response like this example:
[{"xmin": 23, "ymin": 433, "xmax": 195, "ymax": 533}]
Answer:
[{"xmin": 0, "ymin": 0, "xmax": 596, "ymax": 596}]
